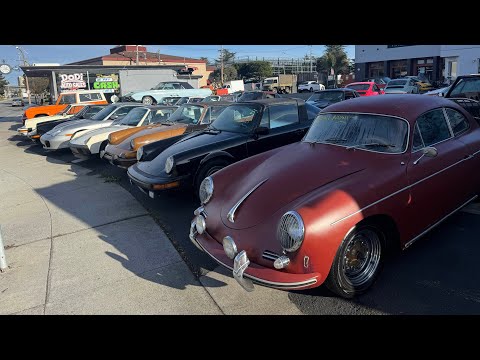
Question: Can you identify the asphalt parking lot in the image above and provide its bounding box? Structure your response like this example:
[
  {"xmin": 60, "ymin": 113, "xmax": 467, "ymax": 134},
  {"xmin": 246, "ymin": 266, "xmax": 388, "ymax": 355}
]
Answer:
[{"xmin": 3, "ymin": 100, "xmax": 480, "ymax": 314}]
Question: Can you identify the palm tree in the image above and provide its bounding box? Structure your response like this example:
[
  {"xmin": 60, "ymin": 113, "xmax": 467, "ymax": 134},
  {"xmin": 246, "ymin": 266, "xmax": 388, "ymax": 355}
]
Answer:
[{"xmin": 316, "ymin": 45, "xmax": 350, "ymax": 88}]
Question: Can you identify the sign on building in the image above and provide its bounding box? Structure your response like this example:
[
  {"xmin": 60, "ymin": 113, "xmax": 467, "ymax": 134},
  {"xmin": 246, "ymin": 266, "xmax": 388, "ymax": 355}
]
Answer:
[
  {"xmin": 60, "ymin": 74, "xmax": 86, "ymax": 90},
  {"xmin": 93, "ymin": 74, "xmax": 120, "ymax": 93}
]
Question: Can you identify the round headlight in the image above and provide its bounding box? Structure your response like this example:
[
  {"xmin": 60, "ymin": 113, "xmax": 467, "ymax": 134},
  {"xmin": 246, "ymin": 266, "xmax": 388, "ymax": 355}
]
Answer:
[
  {"xmin": 195, "ymin": 215, "xmax": 206, "ymax": 234},
  {"xmin": 137, "ymin": 146, "xmax": 144, "ymax": 161},
  {"xmin": 130, "ymin": 139, "xmax": 135, "ymax": 150},
  {"xmin": 277, "ymin": 211, "xmax": 305, "ymax": 252},
  {"xmin": 222, "ymin": 236, "xmax": 238, "ymax": 259},
  {"xmin": 199, "ymin": 176, "xmax": 214, "ymax": 204},
  {"xmin": 165, "ymin": 156, "xmax": 174, "ymax": 174}
]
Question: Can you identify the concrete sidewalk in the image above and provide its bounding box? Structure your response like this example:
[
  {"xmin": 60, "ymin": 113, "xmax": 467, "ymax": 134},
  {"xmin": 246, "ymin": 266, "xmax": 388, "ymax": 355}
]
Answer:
[{"xmin": 0, "ymin": 105, "xmax": 300, "ymax": 315}]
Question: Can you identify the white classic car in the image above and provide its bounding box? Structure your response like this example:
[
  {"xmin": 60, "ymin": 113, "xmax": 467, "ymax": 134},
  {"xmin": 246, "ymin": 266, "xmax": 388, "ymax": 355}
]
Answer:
[
  {"xmin": 298, "ymin": 81, "xmax": 325, "ymax": 92},
  {"xmin": 122, "ymin": 81, "xmax": 212, "ymax": 105},
  {"xmin": 68, "ymin": 105, "xmax": 177, "ymax": 159},
  {"xmin": 40, "ymin": 103, "xmax": 143, "ymax": 150}
]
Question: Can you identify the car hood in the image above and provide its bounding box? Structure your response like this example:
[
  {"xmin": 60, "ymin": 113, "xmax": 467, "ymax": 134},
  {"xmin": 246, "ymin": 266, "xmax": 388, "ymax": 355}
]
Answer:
[
  {"xmin": 49, "ymin": 119, "xmax": 114, "ymax": 135},
  {"xmin": 135, "ymin": 130, "xmax": 247, "ymax": 177},
  {"xmin": 71, "ymin": 125, "xmax": 131, "ymax": 143},
  {"xmin": 219, "ymin": 142, "xmax": 367, "ymax": 230},
  {"xmin": 121, "ymin": 123, "xmax": 189, "ymax": 151}
]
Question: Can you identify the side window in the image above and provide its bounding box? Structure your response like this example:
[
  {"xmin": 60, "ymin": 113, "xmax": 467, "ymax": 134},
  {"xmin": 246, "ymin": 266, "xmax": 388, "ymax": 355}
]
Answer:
[
  {"xmin": 268, "ymin": 104, "xmax": 299, "ymax": 129},
  {"xmin": 259, "ymin": 108, "xmax": 269, "ymax": 127},
  {"xmin": 415, "ymin": 109, "xmax": 452, "ymax": 148},
  {"xmin": 445, "ymin": 108, "xmax": 470, "ymax": 135},
  {"xmin": 306, "ymin": 104, "xmax": 319, "ymax": 120},
  {"xmin": 79, "ymin": 93, "xmax": 102, "ymax": 102},
  {"xmin": 202, "ymin": 108, "xmax": 212, "ymax": 124},
  {"xmin": 373, "ymin": 85, "xmax": 379, "ymax": 92},
  {"xmin": 210, "ymin": 107, "xmax": 225, "ymax": 122},
  {"xmin": 58, "ymin": 94, "xmax": 76, "ymax": 104}
]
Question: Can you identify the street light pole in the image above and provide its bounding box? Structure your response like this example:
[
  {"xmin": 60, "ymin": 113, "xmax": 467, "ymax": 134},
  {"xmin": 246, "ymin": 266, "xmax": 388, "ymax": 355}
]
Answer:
[{"xmin": 15, "ymin": 46, "xmax": 31, "ymax": 105}]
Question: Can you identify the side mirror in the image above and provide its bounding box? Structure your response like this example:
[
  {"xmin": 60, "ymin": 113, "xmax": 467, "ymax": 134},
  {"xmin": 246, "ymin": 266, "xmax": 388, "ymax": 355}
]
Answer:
[
  {"xmin": 414, "ymin": 146, "xmax": 437, "ymax": 165},
  {"xmin": 255, "ymin": 126, "xmax": 269, "ymax": 135}
]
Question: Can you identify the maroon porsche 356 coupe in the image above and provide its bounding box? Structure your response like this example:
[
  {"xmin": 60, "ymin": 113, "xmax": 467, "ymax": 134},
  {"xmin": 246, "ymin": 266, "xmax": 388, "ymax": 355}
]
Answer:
[{"xmin": 189, "ymin": 95, "xmax": 480, "ymax": 298}]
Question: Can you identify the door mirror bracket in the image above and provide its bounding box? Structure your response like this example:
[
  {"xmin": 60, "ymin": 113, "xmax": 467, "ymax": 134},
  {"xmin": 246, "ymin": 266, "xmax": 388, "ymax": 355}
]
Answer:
[{"xmin": 413, "ymin": 146, "xmax": 438, "ymax": 165}]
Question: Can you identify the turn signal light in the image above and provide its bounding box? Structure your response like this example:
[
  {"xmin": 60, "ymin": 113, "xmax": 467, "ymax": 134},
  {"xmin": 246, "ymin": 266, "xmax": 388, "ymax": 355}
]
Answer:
[{"xmin": 152, "ymin": 181, "xmax": 179, "ymax": 190}]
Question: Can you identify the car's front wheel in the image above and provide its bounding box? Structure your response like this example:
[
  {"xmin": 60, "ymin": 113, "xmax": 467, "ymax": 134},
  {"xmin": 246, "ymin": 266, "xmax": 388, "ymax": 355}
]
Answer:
[
  {"xmin": 142, "ymin": 96, "xmax": 156, "ymax": 105},
  {"xmin": 325, "ymin": 224, "xmax": 384, "ymax": 298}
]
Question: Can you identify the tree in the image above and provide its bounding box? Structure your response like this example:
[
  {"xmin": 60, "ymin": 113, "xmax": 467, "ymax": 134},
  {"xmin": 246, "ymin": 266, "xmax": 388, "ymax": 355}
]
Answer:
[
  {"xmin": 215, "ymin": 49, "xmax": 236, "ymax": 66},
  {"xmin": 235, "ymin": 61, "xmax": 273, "ymax": 80},
  {"xmin": 28, "ymin": 77, "xmax": 49, "ymax": 95},
  {"xmin": 210, "ymin": 66, "xmax": 238, "ymax": 83},
  {"xmin": 200, "ymin": 57, "xmax": 211, "ymax": 65},
  {"xmin": 0, "ymin": 73, "xmax": 8, "ymax": 96},
  {"xmin": 316, "ymin": 45, "xmax": 350, "ymax": 88}
]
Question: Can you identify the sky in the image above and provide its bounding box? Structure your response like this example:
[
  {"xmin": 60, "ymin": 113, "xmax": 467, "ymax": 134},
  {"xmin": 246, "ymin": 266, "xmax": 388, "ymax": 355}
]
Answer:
[{"xmin": 0, "ymin": 45, "xmax": 355, "ymax": 85}]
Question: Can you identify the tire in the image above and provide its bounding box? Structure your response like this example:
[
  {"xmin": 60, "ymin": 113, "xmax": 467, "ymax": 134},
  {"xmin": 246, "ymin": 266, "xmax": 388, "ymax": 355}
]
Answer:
[
  {"xmin": 194, "ymin": 158, "xmax": 230, "ymax": 200},
  {"xmin": 325, "ymin": 224, "xmax": 385, "ymax": 298},
  {"xmin": 309, "ymin": 87, "xmax": 313, "ymax": 92},
  {"xmin": 142, "ymin": 96, "xmax": 156, "ymax": 105},
  {"xmin": 99, "ymin": 140, "xmax": 108, "ymax": 158}
]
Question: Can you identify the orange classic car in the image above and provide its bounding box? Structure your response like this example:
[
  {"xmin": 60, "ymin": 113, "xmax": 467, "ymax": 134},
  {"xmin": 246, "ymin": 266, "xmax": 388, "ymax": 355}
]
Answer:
[
  {"xmin": 103, "ymin": 102, "xmax": 230, "ymax": 168},
  {"xmin": 22, "ymin": 90, "xmax": 108, "ymax": 122}
]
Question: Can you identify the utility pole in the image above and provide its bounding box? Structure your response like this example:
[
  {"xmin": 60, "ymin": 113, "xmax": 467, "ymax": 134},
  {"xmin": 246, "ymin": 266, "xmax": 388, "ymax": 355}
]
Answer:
[
  {"xmin": 136, "ymin": 45, "xmax": 139, "ymax": 65},
  {"xmin": 220, "ymin": 45, "xmax": 224, "ymax": 86},
  {"xmin": 15, "ymin": 46, "xmax": 31, "ymax": 105}
]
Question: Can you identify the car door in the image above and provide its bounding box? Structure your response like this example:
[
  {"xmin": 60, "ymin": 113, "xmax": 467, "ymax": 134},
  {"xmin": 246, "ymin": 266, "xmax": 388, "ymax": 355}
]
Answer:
[
  {"xmin": 246, "ymin": 103, "xmax": 305, "ymax": 155},
  {"xmin": 405, "ymin": 108, "xmax": 472, "ymax": 239}
]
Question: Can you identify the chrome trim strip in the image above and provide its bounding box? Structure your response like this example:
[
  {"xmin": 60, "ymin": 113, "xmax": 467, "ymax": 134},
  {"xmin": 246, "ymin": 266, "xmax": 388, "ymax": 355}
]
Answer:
[
  {"xmin": 227, "ymin": 178, "xmax": 268, "ymax": 223},
  {"xmin": 331, "ymin": 155, "xmax": 473, "ymax": 226},
  {"xmin": 404, "ymin": 195, "xmax": 478, "ymax": 249},
  {"xmin": 262, "ymin": 250, "xmax": 280, "ymax": 261},
  {"xmin": 193, "ymin": 236, "xmax": 317, "ymax": 289}
]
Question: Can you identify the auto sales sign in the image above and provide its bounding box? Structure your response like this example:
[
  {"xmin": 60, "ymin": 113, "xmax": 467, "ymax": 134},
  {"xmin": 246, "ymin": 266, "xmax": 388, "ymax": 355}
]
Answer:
[
  {"xmin": 94, "ymin": 74, "xmax": 120, "ymax": 93},
  {"xmin": 60, "ymin": 74, "xmax": 86, "ymax": 90}
]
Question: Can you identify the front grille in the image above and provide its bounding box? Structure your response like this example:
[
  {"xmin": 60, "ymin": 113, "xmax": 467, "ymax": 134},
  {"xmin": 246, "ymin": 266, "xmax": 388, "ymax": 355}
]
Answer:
[
  {"xmin": 262, "ymin": 250, "xmax": 280, "ymax": 261},
  {"xmin": 277, "ymin": 211, "xmax": 304, "ymax": 252}
]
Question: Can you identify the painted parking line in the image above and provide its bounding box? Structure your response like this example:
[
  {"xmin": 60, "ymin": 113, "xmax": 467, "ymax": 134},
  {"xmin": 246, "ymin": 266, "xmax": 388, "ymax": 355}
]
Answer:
[{"xmin": 461, "ymin": 203, "xmax": 480, "ymax": 215}]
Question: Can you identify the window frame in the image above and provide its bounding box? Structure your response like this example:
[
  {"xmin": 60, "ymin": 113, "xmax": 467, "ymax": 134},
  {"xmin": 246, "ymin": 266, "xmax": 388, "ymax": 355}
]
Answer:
[
  {"xmin": 411, "ymin": 108, "xmax": 454, "ymax": 153},
  {"xmin": 266, "ymin": 103, "xmax": 300, "ymax": 130},
  {"xmin": 443, "ymin": 107, "xmax": 471, "ymax": 137}
]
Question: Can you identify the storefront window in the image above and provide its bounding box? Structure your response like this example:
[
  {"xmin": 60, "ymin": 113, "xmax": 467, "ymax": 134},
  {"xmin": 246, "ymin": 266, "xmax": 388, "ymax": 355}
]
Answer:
[
  {"xmin": 414, "ymin": 58, "xmax": 434, "ymax": 82},
  {"xmin": 390, "ymin": 60, "xmax": 407, "ymax": 79},
  {"xmin": 368, "ymin": 62, "xmax": 384, "ymax": 78}
]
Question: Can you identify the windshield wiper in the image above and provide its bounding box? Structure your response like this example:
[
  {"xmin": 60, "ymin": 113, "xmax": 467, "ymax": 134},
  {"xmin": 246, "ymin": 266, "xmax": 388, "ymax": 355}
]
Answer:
[{"xmin": 347, "ymin": 142, "xmax": 395, "ymax": 150}]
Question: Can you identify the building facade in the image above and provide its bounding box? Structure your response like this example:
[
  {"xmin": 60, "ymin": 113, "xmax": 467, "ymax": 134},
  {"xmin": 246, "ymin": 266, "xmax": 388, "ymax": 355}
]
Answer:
[
  {"xmin": 69, "ymin": 45, "xmax": 213, "ymax": 87},
  {"xmin": 355, "ymin": 45, "xmax": 442, "ymax": 82},
  {"xmin": 440, "ymin": 45, "xmax": 480, "ymax": 82}
]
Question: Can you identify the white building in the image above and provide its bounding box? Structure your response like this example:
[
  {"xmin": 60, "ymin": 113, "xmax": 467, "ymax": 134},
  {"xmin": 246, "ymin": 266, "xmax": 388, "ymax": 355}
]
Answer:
[{"xmin": 441, "ymin": 45, "xmax": 480, "ymax": 82}]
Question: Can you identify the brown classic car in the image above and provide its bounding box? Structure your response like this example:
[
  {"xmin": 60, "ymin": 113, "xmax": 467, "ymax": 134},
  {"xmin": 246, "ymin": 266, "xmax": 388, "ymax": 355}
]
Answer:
[
  {"xmin": 103, "ymin": 102, "xmax": 230, "ymax": 168},
  {"xmin": 190, "ymin": 95, "xmax": 480, "ymax": 298}
]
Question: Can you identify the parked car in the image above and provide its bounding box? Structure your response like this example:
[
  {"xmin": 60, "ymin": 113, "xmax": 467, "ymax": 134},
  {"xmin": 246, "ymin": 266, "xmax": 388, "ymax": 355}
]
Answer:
[
  {"xmin": 40, "ymin": 103, "xmax": 143, "ymax": 150},
  {"xmin": 405, "ymin": 76, "xmax": 433, "ymax": 92},
  {"xmin": 11, "ymin": 98, "xmax": 24, "ymax": 107},
  {"xmin": 345, "ymin": 82, "xmax": 384, "ymax": 96},
  {"xmin": 189, "ymin": 95, "xmax": 480, "ymax": 298},
  {"xmin": 69, "ymin": 105, "xmax": 177, "ymax": 159},
  {"xmin": 383, "ymin": 78, "xmax": 419, "ymax": 94},
  {"xmin": 175, "ymin": 96, "xmax": 205, "ymax": 105},
  {"xmin": 160, "ymin": 96, "xmax": 182, "ymax": 105},
  {"xmin": 424, "ymin": 86, "xmax": 451, "ymax": 96},
  {"xmin": 121, "ymin": 81, "xmax": 212, "ymax": 105},
  {"xmin": 127, "ymin": 99, "xmax": 321, "ymax": 198},
  {"xmin": 33, "ymin": 105, "xmax": 107, "ymax": 141},
  {"xmin": 362, "ymin": 77, "xmax": 392, "ymax": 90},
  {"xmin": 104, "ymin": 102, "xmax": 229, "ymax": 169},
  {"xmin": 203, "ymin": 95, "xmax": 222, "ymax": 102},
  {"xmin": 220, "ymin": 92, "xmax": 243, "ymax": 102},
  {"xmin": 306, "ymin": 88, "xmax": 360, "ymax": 109},
  {"xmin": 22, "ymin": 90, "xmax": 108, "ymax": 122},
  {"xmin": 444, "ymin": 74, "xmax": 480, "ymax": 101},
  {"xmin": 237, "ymin": 91, "xmax": 282, "ymax": 101},
  {"xmin": 298, "ymin": 81, "xmax": 325, "ymax": 92},
  {"xmin": 19, "ymin": 103, "xmax": 88, "ymax": 136}
]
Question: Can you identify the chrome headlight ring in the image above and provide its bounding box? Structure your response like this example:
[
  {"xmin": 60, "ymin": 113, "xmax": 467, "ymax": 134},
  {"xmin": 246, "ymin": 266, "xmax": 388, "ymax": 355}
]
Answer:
[
  {"xmin": 165, "ymin": 156, "xmax": 175, "ymax": 174},
  {"xmin": 199, "ymin": 176, "xmax": 214, "ymax": 204},
  {"xmin": 277, "ymin": 211, "xmax": 305, "ymax": 252}
]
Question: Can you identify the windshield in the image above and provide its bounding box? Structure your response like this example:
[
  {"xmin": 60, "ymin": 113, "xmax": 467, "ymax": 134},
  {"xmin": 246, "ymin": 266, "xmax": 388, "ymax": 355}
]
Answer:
[
  {"xmin": 58, "ymin": 105, "xmax": 73, "ymax": 115},
  {"xmin": 117, "ymin": 107, "xmax": 149, "ymax": 126},
  {"xmin": 347, "ymin": 84, "xmax": 370, "ymax": 91},
  {"xmin": 308, "ymin": 91, "xmax": 344, "ymax": 102},
  {"xmin": 149, "ymin": 108, "xmax": 177, "ymax": 124},
  {"xmin": 91, "ymin": 104, "xmax": 117, "ymax": 121},
  {"xmin": 449, "ymin": 77, "xmax": 480, "ymax": 97},
  {"xmin": 387, "ymin": 80, "xmax": 407, "ymax": 86},
  {"xmin": 303, "ymin": 113, "xmax": 408, "ymax": 154},
  {"xmin": 238, "ymin": 92, "xmax": 264, "ymax": 101},
  {"xmin": 210, "ymin": 104, "xmax": 260, "ymax": 133},
  {"xmin": 168, "ymin": 105, "xmax": 205, "ymax": 124}
]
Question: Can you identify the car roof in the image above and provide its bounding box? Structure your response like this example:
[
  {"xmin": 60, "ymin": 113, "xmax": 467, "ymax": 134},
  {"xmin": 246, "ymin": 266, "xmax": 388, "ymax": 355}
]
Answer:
[
  {"xmin": 322, "ymin": 94, "xmax": 467, "ymax": 124},
  {"xmin": 314, "ymin": 88, "xmax": 357, "ymax": 93},
  {"xmin": 239, "ymin": 98, "xmax": 304, "ymax": 105},
  {"xmin": 144, "ymin": 105, "xmax": 179, "ymax": 110},
  {"xmin": 109, "ymin": 102, "xmax": 145, "ymax": 107}
]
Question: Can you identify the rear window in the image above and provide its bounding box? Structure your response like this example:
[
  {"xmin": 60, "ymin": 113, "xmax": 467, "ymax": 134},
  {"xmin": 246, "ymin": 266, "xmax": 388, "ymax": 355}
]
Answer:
[
  {"xmin": 79, "ymin": 93, "xmax": 103, "ymax": 102},
  {"xmin": 347, "ymin": 84, "xmax": 370, "ymax": 91},
  {"xmin": 388, "ymin": 80, "xmax": 407, "ymax": 86}
]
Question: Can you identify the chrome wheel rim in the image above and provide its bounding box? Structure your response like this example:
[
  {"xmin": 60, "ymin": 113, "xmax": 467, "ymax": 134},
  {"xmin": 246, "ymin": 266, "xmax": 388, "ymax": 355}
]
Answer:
[
  {"xmin": 143, "ymin": 97, "xmax": 153, "ymax": 105},
  {"xmin": 341, "ymin": 229, "xmax": 381, "ymax": 287}
]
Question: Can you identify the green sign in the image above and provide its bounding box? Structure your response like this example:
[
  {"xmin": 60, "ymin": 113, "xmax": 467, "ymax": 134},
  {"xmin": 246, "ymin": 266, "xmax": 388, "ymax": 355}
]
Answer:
[{"xmin": 93, "ymin": 81, "xmax": 119, "ymax": 89}]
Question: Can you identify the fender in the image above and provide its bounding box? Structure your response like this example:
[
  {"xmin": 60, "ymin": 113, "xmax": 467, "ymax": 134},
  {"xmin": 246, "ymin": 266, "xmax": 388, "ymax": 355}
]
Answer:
[
  {"xmin": 200, "ymin": 150, "xmax": 235, "ymax": 166},
  {"xmin": 141, "ymin": 134, "xmax": 188, "ymax": 161}
]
